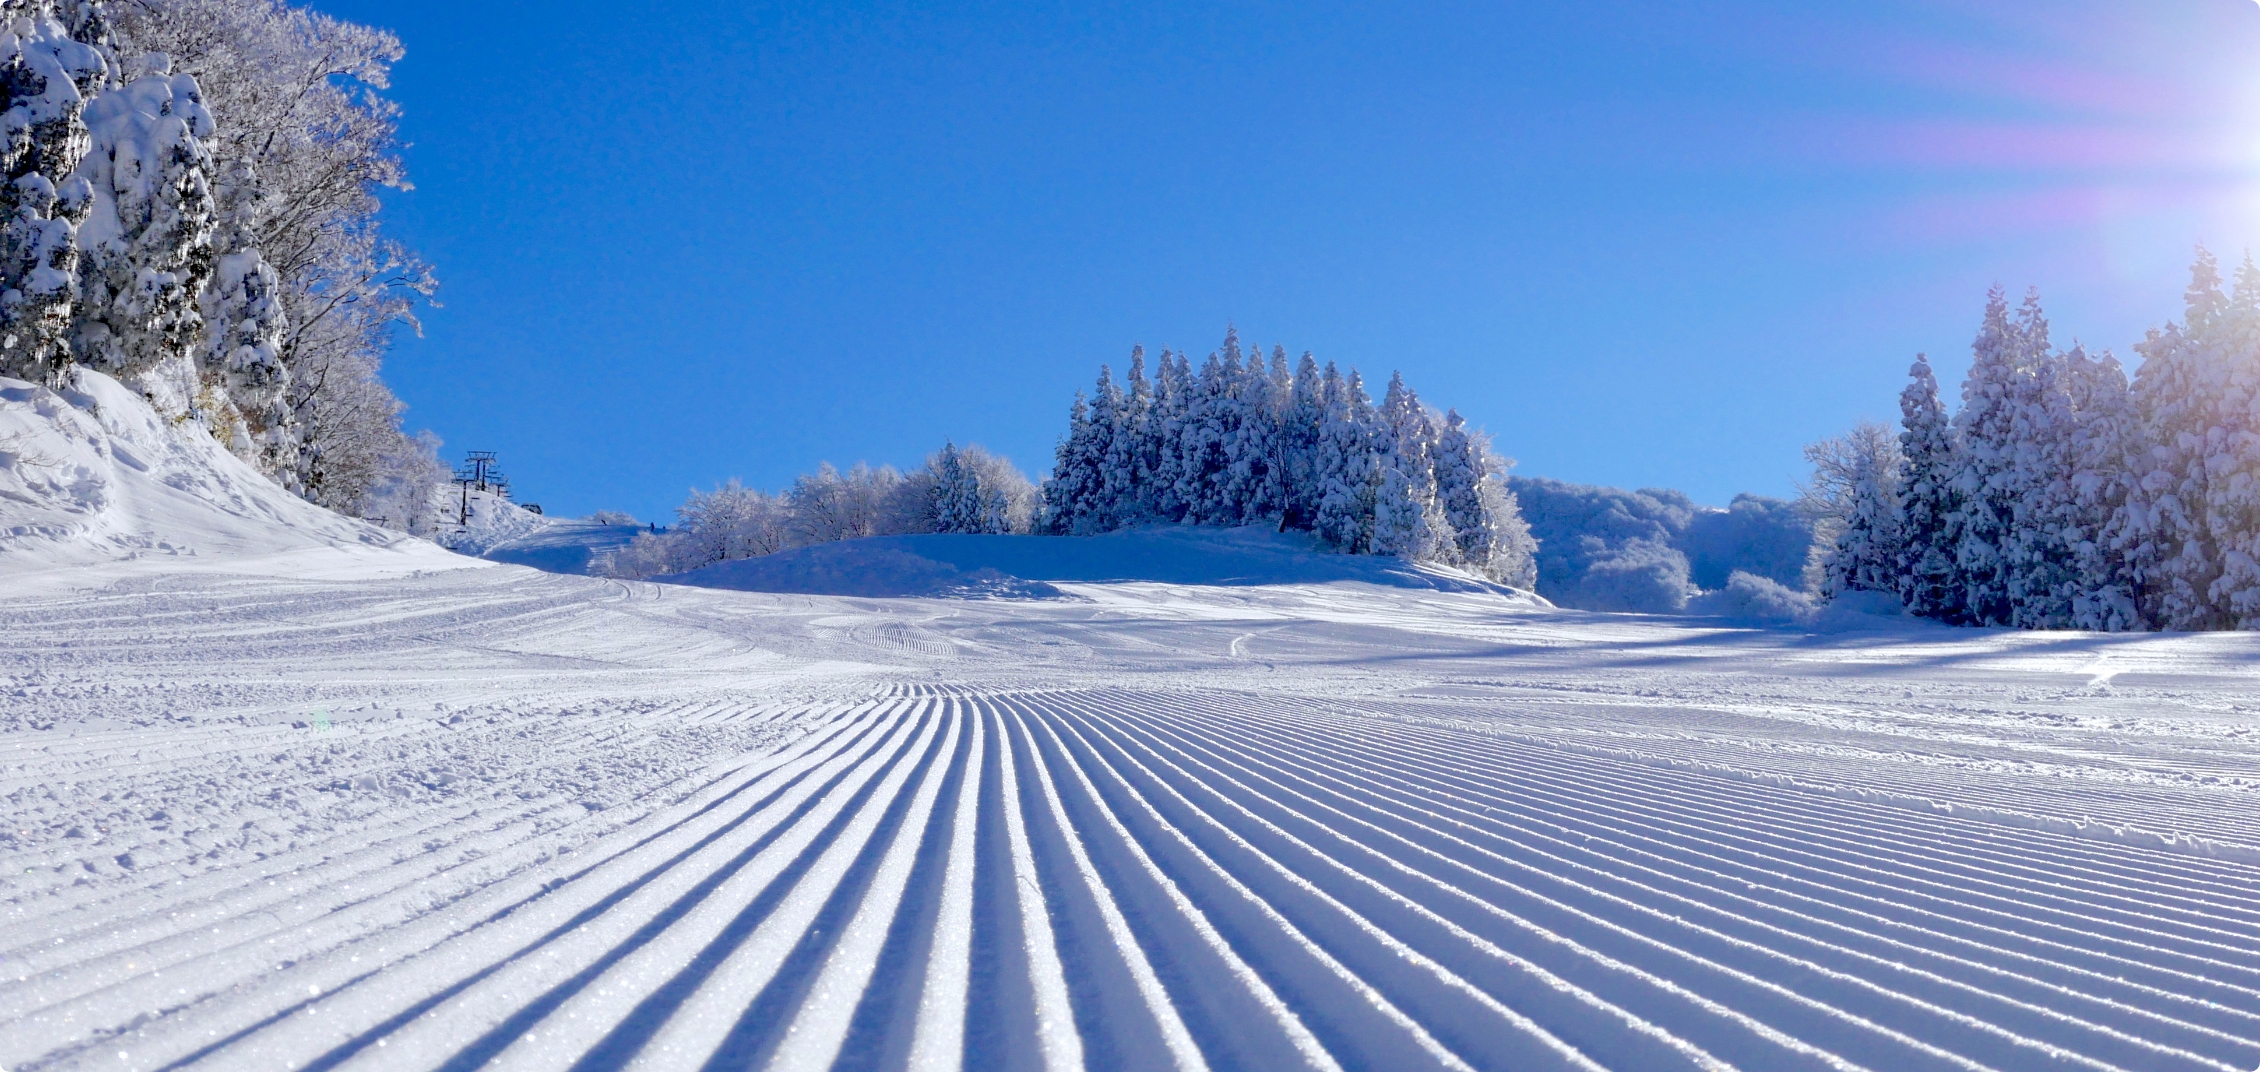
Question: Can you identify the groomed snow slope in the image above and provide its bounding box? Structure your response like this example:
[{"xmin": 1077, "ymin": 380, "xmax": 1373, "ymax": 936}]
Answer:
[{"xmin": 7, "ymin": 545, "xmax": 2260, "ymax": 1071}]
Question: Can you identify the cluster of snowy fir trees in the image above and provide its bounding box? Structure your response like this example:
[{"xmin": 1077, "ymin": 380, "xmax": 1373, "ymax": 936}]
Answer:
[
  {"xmin": 1044, "ymin": 329, "xmax": 1537, "ymax": 586},
  {"xmin": 1813, "ymin": 250, "xmax": 2260, "ymax": 631},
  {"xmin": 600, "ymin": 443, "xmax": 1039, "ymax": 579},
  {"xmin": 0, "ymin": 0, "xmax": 440, "ymax": 529}
]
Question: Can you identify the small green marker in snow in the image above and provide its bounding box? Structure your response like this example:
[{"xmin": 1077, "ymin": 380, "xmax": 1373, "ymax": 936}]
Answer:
[{"xmin": 311, "ymin": 709, "xmax": 332, "ymax": 734}]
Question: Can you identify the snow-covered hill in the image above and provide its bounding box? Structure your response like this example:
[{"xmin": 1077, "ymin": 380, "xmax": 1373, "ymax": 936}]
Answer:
[
  {"xmin": 427, "ymin": 488, "xmax": 646, "ymax": 575},
  {"xmin": 667, "ymin": 525, "xmax": 1547, "ymax": 600},
  {"xmin": 0, "ymin": 372, "xmax": 459, "ymax": 583}
]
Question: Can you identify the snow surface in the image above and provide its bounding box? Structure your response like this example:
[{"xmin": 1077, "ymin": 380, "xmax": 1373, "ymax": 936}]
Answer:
[
  {"xmin": 9, "ymin": 385, "xmax": 2260, "ymax": 1071},
  {"xmin": 0, "ymin": 372, "xmax": 459, "ymax": 587}
]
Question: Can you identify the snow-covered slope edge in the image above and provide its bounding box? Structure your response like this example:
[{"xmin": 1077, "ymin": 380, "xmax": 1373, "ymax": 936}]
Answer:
[
  {"xmin": 0, "ymin": 372, "xmax": 464, "ymax": 578},
  {"xmin": 665, "ymin": 525, "xmax": 1559, "ymax": 601}
]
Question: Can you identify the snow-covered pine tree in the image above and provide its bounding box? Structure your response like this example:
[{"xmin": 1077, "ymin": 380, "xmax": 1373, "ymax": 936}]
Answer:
[
  {"xmin": 1897, "ymin": 354, "xmax": 1965, "ymax": 622},
  {"xmin": 2120, "ymin": 251, "xmax": 2233, "ymax": 630},
  {"xmin": 1258, "ymin": 344, "xmax": 1292, "ymax": 523},
  {"xmin": 1146, "ymin": 350, "xmax": 1189, "ymax": 523},
  {"xmin": 1176, "ymin": 348, "xmax": 1229, "ymax": 524},
  {"xmin": 1998, "ymin": 294, "xmax": 2076, "ymax": 629},
  {"xmin": 1044, "ymin": 392, "xmax": 1095, "ymax": 534},
  {"xmin": 2204, "ymin": 253, "xmax": 2260, "ymax": 628},
  {"xmin": 70, "ymin": 51, "xmax": 217, "ymax": 397},
  {"xmin": 1223, "ymin": 344, "xmax": 1283, "ymax": 525},
  {"xmin": 1282, "ymin": 351, "xmax": 1323, "ymax": 529},
  {"xmin": 0, "ymin": 3, "xmax": 109, "ymax": 383},
  {"xmin": 1110, "ymin": 346, "xmax": 1151, "ymax": 524},
  {"xmin": 1951, "ymin": 286, "xmax": 2025, "ymax": 626},
  {"xmin": 931, "ymin": 440, "xmax": 974, "ymax": 533},
  {"xmin": 1082, "ymin": 364, "xmax": 1123, "ymax": 530},
  {"xmin": 1312, "ymin": 363, "xmax": 1373, "ymax": 553},
  {"xmin": 1368, "ymin": 371, "xmax": 1454, "ymax": 561},
  {"xmin": 2058, "ymin": 345, "xmax": 2141, "ymax": 630}
]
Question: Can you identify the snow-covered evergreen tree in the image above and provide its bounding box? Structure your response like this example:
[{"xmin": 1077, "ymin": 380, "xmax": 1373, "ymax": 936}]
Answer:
[
  {"xmin": 1082, "ymin": 364, "xmax": 1124, "ymax": 528},
  {"xmin": 1107, "ymin": 347, "xmax": 1149, "ymax": 524},
  {"xmin": 1897, "ymin": 354, "xmax": 1964, "ymax": 622},
  {"xmin": 0, "ymin": 3, "xmax": 109, "ymax": 383},
  {"xmin": 1313, "ymin": 364, "xmax": 1375, "ymax": 553},
  {"xmin": 1282, "ymin": 351, "xmax": 1323, "ymax": 529},
  {"xmin": 1951, "ymin": 287, "xmax": 2025, "ymax": 626},
  {"xmin": 2058, "ymin": 346, "xmax": 2141, "ymax": 630},
  {"xmin": 70, "ymin": 53, "xmax": 216, "ymax": 386},
  {"xmin": 1147, "ymin": 350, "xmax": 1190, "ymax": 523},
  {"xmin": 2203, "ymin": 253, "xmax": 2260, "ymax": 628},
  {"xmin": 929, "ymin": 440, "xmax": 1032, "ymax": 534},
  {"xmin": 1997, "ymin": 295, "xmax": 2077, "ymax": 629},
  {"xmin": 1368, "ymin": 372, "xmax": 1451, "ymax": 560},
  {"xmin": 2120, "ymin": 252, "xmax": 2233, "ymax": 630},
  {"xmin": 1043, "ymin": 392, "xmax": 1097, "ymax": 534},
  {"xmin": 1034, "ymin": 331, "xmax": 1530, "ymax": 574}
]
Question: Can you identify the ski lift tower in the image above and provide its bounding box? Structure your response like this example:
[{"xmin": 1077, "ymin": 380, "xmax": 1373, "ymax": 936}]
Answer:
[{"xmin": 453, "ymin": 451, "xmax": 511, "ymax": 527}]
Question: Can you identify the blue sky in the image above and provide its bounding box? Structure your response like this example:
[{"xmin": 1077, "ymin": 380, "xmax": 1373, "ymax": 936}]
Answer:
[{"xmin": 318, "ymin": 0, "xmax": 2260, "ymax": 521}]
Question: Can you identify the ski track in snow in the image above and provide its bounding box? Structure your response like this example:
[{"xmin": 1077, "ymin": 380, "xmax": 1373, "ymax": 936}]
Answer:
[{"xmin": 6, "ymin": 563, "xmax": 2260, "ymax": 1070}]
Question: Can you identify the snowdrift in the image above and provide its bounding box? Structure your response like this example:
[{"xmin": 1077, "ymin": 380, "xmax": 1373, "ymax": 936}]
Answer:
[
  {"xmin": 436, "ymin": 493, "xmax": 646, "ymax": 578},
  {"xmin": 664, "ymin": 524, "xmax": 1544, "ymax": 599},
  {"xmin": 0, "ymin": 371, "xmax": 453, "ymax": 577},
  {"xmin": 477, "ymin": 517, "xmax": 647, "ymax": 575},
  {"xmin": 428, "ymin": 489, "xmax": 643, "ymax": 575}
]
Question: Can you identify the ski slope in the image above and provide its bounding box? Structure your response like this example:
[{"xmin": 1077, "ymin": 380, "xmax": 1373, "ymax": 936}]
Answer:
[{"xmin": 7, "ymin": 550, "xmax": 2260, "ymax": 1072}]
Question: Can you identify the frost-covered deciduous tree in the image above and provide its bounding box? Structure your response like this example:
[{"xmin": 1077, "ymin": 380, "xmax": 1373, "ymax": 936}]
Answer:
[
  {"xmin": 199, "ymin": 155, "xmax": 293, "ymax": 479},
  {"xmin": 929, "ymin": 441, "xmax": 1035, "ymax": 535},
  {"xmin": 603, "ymin": 447, "xmax": 1039, "ymax": 578},
  {"xmin": 788, "ymin": 462, "xmax": 902, "ymax": 545},
  {"xmin": 1432, "ymin": 407, "xmax": 1537, "ymax": 586},
  {"xmin": 1800, "ymin": 421, "xmax": 1902, "ymax": 601},
  {"xmin": 112, "ymin": 0, "xmax": 436, "ymax": 518}
]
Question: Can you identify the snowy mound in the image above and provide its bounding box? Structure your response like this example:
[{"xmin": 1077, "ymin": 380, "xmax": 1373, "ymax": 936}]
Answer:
[
  {"xmin": 433, "ymin": 488, "xmax": 549, "ymax": 557},
  {"xmin": 428, "ymin": 491, "xmax": 644, "ymax": 575},
  {"xmin": 667, "ymin": 524, "xmax": 1544, "ymax": 600},
  {"xmin": 0, "ymin": 371, "xmax": 451, "ymax": 577},
  {"xmin": 462, "ymin": 512, "xmax": 647, "ymax": 575}
]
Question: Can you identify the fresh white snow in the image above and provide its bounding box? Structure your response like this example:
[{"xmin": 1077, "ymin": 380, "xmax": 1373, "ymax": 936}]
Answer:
[{"xmin": 9, "ymin": 381, "xmax": 2260, "ymax": 1071}]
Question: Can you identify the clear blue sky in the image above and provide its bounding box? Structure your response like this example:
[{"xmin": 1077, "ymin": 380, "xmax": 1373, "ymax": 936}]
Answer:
[{"xmin": 318, "ymin": 0, "xmax": 2260, "ymax": 522}]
